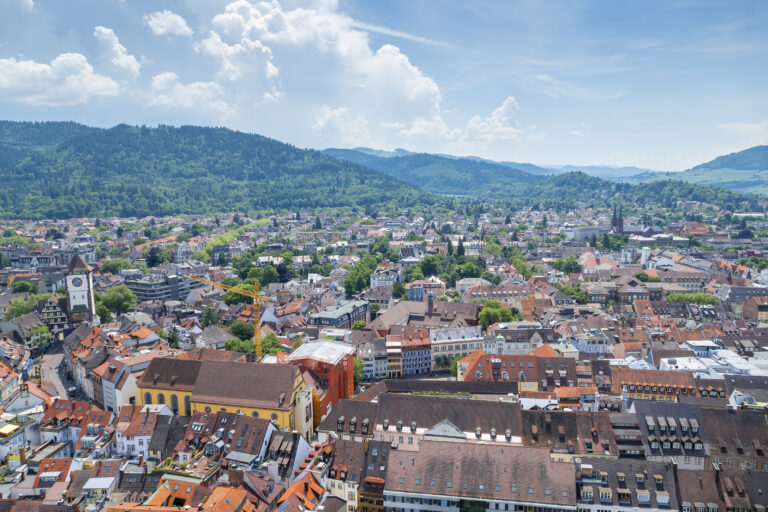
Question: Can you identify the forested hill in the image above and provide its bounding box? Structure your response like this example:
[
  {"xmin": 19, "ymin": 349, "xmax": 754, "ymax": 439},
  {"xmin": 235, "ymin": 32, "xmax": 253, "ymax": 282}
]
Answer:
[
  {"xmin": 324, "ymin": 146, "xmax": 763, "ymax": 211},
  {"xmin": 323, "ymin": 148, "xmax": 546, "ymax": 195},
  {"xmin": 0, "ymin": 122, "xmax": 428, "ymax": 219},
  {"xmin": 0, "ymin": 121, "xmax": 762, "ymax": 219}
]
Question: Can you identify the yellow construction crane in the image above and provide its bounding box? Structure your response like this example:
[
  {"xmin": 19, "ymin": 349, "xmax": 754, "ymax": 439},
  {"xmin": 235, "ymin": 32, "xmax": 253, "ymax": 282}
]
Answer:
[{"xmin": 185, "ymin": 275, "xmax": 275, "ymax": 357}]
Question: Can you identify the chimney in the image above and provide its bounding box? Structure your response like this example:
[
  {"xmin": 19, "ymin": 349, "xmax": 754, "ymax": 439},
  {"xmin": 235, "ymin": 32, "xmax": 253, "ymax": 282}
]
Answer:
[
  {"xmin": 19, "ymin": 447, "xmax": 25, "ymax": 466},
  {"xmin": 304, "ymin": 480, "xmax": 309, "ymax": 494},
  {"xmin": 427, "ymin": 291, "xmax": 434, "ymax": 314},
  {"xmin": 138, "ymin": 454, "xmax": 144, "ymax": 467}
]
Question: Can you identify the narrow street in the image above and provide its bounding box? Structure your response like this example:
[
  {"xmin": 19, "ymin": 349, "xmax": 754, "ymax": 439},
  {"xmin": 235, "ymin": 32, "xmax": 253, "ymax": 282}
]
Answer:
[{"xmin": 39, "ymin": 344, "xmax": 74, "ymax": 399}]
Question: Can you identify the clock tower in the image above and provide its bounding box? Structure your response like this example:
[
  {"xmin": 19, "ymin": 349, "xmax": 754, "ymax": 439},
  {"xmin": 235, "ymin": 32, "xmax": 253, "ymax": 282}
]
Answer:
[{"xmin": 66, "ymin": 255, "xmax": 96, "ymax": 324}]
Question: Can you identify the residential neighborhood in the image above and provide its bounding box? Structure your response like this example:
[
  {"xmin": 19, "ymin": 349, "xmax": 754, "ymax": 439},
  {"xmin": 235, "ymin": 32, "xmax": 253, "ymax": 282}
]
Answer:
[{"xmin": 0, "ymin": 204, "xmax": 765, "ymax": 511}]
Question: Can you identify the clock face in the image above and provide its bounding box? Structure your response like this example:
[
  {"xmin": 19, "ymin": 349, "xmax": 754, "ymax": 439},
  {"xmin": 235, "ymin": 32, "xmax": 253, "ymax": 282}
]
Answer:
[{"xmin": 72, "ymin": 277, "xmax": 83, "ymax": 287}]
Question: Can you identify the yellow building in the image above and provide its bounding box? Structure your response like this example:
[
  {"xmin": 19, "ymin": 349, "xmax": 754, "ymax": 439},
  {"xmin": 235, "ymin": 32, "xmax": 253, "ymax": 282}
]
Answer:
[{"xmin": 138, "ymin": 358, "xmax": 314, "ymax": 440}]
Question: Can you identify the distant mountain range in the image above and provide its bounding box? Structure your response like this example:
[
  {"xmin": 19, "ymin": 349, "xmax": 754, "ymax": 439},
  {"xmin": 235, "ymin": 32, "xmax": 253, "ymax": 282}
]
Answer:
[
  {"xmin": 0, "ymin": 121, "xmax": 761, "ymax": 219},
  {"xmin": 330, "ymin": 147, "xmax": 663, "ymax": 178},
  {"xmin": 322, "ymin": 146, "xmax": 761, "ymax": 211},
  {"xmin": 326, "ymin": 145, "xmax": 768, "ymax": 199}
]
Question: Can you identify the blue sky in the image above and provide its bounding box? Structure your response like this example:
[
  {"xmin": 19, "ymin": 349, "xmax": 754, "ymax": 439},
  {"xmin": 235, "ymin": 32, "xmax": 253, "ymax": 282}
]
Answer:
[{"xmin": 1, "ymin": 0, "xmax": 766, "ymax": 170}]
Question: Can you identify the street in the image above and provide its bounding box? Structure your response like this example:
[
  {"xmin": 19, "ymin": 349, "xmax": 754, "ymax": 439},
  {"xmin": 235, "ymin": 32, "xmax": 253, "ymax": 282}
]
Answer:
[{"xmin": 40, "ymin": 344, "xmax": 75, "ymax": 399}]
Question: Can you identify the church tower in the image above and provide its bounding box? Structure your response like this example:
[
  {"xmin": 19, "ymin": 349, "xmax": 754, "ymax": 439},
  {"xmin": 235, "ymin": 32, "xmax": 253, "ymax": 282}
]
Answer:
[
  {"xmin": 611, "ymin": 203, "xmax": 624, "ymax": 234},
  {"xmin": 66, "ymin": 255, "xmax": 96, "ymax": 324}
]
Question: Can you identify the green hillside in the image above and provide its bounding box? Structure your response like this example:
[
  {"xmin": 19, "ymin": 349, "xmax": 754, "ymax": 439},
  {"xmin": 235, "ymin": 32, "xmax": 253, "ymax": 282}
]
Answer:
[
  {"xmin": 617, "ymin": 145, "xmax": 768, "ymax": 196},
  {"xmin": 0, "ymin": 121, "xmax": 762, "ymax": 219},
  {"xmin": 323, "ymin": 148, "xmax": 546, "ymax": 196},
  {"xmin": 0, "ymin": 122, "xmax": 429, "ymax": 219}
]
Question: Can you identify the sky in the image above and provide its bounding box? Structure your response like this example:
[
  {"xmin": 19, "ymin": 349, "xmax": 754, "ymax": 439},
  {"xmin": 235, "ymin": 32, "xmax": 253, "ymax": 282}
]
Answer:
[{"xmin": 0, "ymin": 0, "xmax": 766, "ymax": 171}]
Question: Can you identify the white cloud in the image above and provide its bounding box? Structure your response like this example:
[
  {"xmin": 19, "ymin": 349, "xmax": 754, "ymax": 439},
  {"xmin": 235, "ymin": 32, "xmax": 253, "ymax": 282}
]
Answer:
[
  {"xmin": 312, "ymin": 105, "xmax": 369, "ymax": 144},
  {"xmin": 149, "ymin": 72, "xmax": 231, "ymax": 115},
  {"xmin": 197, "ymin": 30, "xmax": 274, "ymax": 82},
  {"xmin": 144, "ymin": 10, "xmax": 194, "ymax": 37},
  {"xmin": 465, "ymin": 97, "xmax": 523, "ymax": 142},
  {"xmin": 204, "ymin": 0, "xmax": 446, "ymax": 140},
  {"xmin": 571, "ymin": 130, "xmax": 583, "ymax": 136},
  {"xmin": 0, "ymin": 53, "xmax": 119, "ymax": 106},
  {"xmin": 93, "ymin": 26, "xmax": 141, "ymax": 77}
]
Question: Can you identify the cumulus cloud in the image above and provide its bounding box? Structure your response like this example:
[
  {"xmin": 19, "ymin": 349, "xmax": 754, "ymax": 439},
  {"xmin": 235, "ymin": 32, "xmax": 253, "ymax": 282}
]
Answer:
[
  {"xmin": 465, "ymin": 97, "xmax": 523, "ymax": 142},
  {"xmin": 0, "ymin": 53, "xmax": 119, "ymax": 106},
  {"xmin": 149, "ymin": 72, "xmax": 231, "ymax": 115},
  {"xmin": 312, "ymin": 105, "xmax": 369, "ymax": 144},
  {"xmin": 93, "ymin": 26, "xmax": 141, "ymax": 77},
  {"xmin": 144, "ymin": 10, "xmax": 194, "ymax": 37},
  {"xmin": 203, "ymin": 0, "xmax": 446, "ymax": 140},
  {"xmin": 197, "ymin": 30, "xmax": 274, "ymax": 82}
]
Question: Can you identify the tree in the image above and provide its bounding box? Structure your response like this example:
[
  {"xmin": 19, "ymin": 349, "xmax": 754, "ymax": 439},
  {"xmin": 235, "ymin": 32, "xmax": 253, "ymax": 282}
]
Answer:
[
  {"xmin": 392, "ymin": 281, "xmax": 406, "ymax": 299},
  {"xmin": 201, "ymin": 305, "xmax": 219, "ymax": 327},
  {"xmin": 4, "ymin": 295, "xmax": 42, "ymax": 320},
  {"xmin": 456, "ymin": 239, "xmax": 465, "ymax": 257},
  {"xmin": 403, "ymin": 265, "xmax": 424, "ymax": 283},
  {"xmin": 192, "ymin": 250, "xmax": 210, "ymax": 263},
  {"xmin": 666, "ymin": 293, "xmax": 720, "ymax": 305},
  {"xmin": 370, "ymin": 303, "xmax": 381, "ymax": 318},
  {"xmin": 229, "ymin": 320, "xmax": 255, "ymax": 340},
  {"xmin": 634, "ymin": 272, "xmax": 660, "ymax": 283},
  {"xmin": 225, "ymin": 337, "xmax": 255, "ymax": 354},
  {"xmin": 101, "ymin": 285, "xmax": 137, "ymax": 315},
  {"xmin": 12, "ymin": 280, "xmax": 36, "ymax": 293},
  {"xmin": 224, "ymin": 283, "xmax": 255, "ymax": 305},
  {"xmin": 258, "ymin": 265, "xmax": 281, "ymax": 288},
  {"xmin": 167, "ymin": 330, "xmax": 179, "ymax": 348},
  {"xmin": 449, "ymin": 356, "xmax": 461, "ymax": 378},
  {"xmin": 353, "ymin": 357, "xmax": 363, "ymax": 386},
  {"xmin": 352, "ymin": 320, "xmax": 367, "ymax": 330},
  {"xmin": 505, "ymin": 214, "xmax": 511, "ymax": 225},
  {"xmin": 315, "ymin": 217, "xmax": 322, "ymax": 230},
  {"xmin": 146, "ymin": 246, "xmax": 162, "ymax": 267},
  {"xmin": 96, "ymin": 303, "xmax": 113, "ymax": 323},
  {"xmin": 553, "ymin": 255, "xmax": 582, "ymax": 274},
  {"xmin": 100, "ymin": 258, "xmax": 133, "ymax": 274},
  {"xmin": 261, "ymin": 333, "xmax": 284, "ymax": 355},
  {"xmin": 478, "ymin": 305, "xmax": 523, "ymax": 329},
  {"xmin": 30, "ymin": 325, "xmax": 51, "ymax": 348}
]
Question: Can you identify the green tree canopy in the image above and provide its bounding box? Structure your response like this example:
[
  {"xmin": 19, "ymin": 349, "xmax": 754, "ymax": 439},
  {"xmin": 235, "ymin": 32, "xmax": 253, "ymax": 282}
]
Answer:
[
  {"xmin": 100, "ymin": 258, "xmax": 133, "ymax": 274},
  {"xmin": 229, "ymin": 320, "xmax": 254, "ymax": 340},
  {"xmin": 101, "ymin": 285, "xmax": 137, "ymax": 315},
  {"xmin": 11, "ymin": 280, "xmax": 36, "ymax": 293}
]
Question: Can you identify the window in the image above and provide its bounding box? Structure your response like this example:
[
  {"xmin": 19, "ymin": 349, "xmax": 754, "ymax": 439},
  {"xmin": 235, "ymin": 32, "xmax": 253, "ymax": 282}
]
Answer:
[
  {"xmin": 144, "ymin": 392, "xmax": 152, "ymax": 405},
  {"xmin": 205, "ymin": 406, "xmax": 212, "ymax": 412},
  {"xmin": 251, "ymin": 411, "xmax": 259, "ymax": 418},
  {"xmin": 271, "ymin": 413, "xmax": 279, "ymax": 421},
  {"xmin": 157, "ymin": 393, "xmax": 166, "ymax": 405}
]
